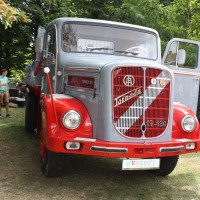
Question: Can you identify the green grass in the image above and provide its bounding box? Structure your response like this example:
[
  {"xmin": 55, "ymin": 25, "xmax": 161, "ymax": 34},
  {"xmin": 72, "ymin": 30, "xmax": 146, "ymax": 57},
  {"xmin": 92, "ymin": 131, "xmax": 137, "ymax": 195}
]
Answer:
[{"xmin": 1, "ymin": 108, "xmax": 200, "ymax": 199}]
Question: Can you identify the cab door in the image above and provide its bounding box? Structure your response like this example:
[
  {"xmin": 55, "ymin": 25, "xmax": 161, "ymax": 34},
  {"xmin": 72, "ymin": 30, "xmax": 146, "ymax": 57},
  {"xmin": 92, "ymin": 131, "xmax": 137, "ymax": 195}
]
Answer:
[
  {"xmin": 43, "ymin": 25, "xmax": 57, "ymax": 93},
  {"xmin": 162, "ymin": 38, "xmax": 200, "ymax": 116}
]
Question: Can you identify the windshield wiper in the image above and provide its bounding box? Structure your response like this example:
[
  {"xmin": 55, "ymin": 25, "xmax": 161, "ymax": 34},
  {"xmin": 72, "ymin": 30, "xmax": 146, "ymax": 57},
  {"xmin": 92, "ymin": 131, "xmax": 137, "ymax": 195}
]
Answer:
[
  {"xmin": 86, "ymin": 47, "xmax": 113, "ymax": 51},
  {"xmin": 115, "ymin": 50, "xmax": 140, "ymax": 56}
]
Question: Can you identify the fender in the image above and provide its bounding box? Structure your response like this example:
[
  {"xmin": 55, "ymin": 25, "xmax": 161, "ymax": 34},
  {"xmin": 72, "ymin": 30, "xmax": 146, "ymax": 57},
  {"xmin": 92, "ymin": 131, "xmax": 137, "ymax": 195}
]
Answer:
[
  {"xmin": 172, "ymin": 102, "xmax": 200, "ymax": 140},
  {"xmin": 40, "ymin": 94, "xmax": 93, "ymax": 151}
]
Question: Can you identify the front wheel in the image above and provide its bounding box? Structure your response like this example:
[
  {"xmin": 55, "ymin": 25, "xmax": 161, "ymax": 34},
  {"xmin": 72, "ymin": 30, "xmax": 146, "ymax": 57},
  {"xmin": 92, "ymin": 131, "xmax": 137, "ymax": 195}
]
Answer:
[
  {"xmin": 150, "ymin": 156, "xmax": 179, "ymax": 176},
  {"xmin": 41, "ymin": 148, "xmax": 64, "ymax": 178}
]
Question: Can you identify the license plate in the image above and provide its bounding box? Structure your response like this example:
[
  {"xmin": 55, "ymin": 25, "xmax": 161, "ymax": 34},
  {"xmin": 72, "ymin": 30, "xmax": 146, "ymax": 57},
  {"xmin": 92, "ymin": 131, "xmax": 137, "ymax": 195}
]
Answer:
[{"xmin": 122, "ymin": 158, "xmax": 160, "ymax": 170}]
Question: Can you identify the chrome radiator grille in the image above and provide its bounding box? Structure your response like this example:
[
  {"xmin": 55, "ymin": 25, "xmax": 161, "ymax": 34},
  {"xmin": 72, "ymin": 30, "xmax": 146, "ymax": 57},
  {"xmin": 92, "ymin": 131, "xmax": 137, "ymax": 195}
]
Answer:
[{"xmin": 112, "ymin": 66, "xmax": 171, "ymax": 139}]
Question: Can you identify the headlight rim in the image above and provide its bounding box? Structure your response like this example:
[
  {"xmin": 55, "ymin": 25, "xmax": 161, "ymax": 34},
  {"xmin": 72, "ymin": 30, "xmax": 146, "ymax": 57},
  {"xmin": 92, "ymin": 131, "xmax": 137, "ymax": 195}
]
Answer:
[
  {"xmin": 62, "ymin": 110, "xmax": 81, "ymax": 130},
  {"xmin": 181, "ymin": 115, "xmax": 197, "ymax": 133}
]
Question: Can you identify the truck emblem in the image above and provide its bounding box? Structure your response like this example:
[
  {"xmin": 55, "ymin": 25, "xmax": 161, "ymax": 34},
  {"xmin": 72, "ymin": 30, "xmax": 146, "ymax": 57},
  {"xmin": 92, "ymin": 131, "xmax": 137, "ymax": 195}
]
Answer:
[
  {"xmin": 123, "ymin": 75, "xmax": 135, "ymax": 87},
  {"xmin": 114, "ymin": 87, "xmax": 142, "ymax": 107},
  {"xmin": 151, "ymin": 78, "xmax": 157, "ymax": 85}
]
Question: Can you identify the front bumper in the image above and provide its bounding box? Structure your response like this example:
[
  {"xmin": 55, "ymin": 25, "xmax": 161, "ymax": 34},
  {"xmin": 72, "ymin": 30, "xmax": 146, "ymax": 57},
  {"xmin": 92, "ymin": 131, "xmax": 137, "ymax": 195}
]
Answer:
[{"xmin": 45, "ymin": 137, "xmax": 200, "ymax": 158}]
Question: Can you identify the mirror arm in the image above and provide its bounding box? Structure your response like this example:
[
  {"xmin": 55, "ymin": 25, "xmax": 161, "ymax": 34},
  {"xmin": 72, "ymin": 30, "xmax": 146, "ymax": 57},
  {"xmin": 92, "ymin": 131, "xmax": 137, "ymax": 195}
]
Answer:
[{"xmin": 43, "ymin": 50, "xmax": 55, "ymax": 63}]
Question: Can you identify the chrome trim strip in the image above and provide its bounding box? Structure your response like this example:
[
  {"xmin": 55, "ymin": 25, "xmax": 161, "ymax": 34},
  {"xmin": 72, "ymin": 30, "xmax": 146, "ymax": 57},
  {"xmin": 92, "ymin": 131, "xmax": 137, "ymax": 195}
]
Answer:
[
  {"xmin": 52, "ymin": 94, "xmax": 74, "ymax": 99},
  {"xmin": 90, "ymin": 146, "xmax": 128, "ymax": 153},
  {"xmin": 74, "ymin": 137, "xmax": 96, "ymax": 142},
  {"xmin": 173, "ymin": 70, "xmax": 200, "ymax": 77},
  {"xmin": 141, "ymin": 67, "xmax": 147, "ymax": 138},
  {"xmin": 175, "ymin": 139, "xmax": 194, "ymax": 143},
  {"xmin": 64, "ymin": 67, "xmax": 100, "ymax": 72},
  {"xmin": 160, "ymin": 146, "xmax": 184, "ymax": 153}
]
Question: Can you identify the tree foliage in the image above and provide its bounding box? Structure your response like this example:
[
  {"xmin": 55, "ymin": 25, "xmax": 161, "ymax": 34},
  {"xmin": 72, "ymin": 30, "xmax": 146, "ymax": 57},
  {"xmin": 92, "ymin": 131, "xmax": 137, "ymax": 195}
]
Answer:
[
  {"xmin": 0, "ymin": 0, "xmax": 30, "ymax": 29},
  {"xmin": 0, "ymin": 0, "xmax": 199, "ymax": 79},
  {"xmin": 124, "ymin": 0, "xmax": 200, "ymax": 50},
  {"xmin": 167, "ymin": 0, "xmax": 200, "ymax": 40}
]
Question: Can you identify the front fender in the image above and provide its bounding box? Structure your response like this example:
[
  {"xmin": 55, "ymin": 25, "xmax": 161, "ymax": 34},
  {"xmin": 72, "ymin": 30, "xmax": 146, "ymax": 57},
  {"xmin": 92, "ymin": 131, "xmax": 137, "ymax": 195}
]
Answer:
[
  {"xmin": 172, "ymin": 102, "xmax": 200, "ymax": 139},
  {"xmin": 41, "ymin": 94, "xmax": 93, "ymax": 141}
]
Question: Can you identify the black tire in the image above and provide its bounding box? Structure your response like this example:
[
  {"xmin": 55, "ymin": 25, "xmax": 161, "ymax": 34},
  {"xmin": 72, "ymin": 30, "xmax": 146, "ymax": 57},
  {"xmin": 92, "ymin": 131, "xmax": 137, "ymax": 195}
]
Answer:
[
  {"xmin": 41, "ymin": 148, "xmax": 64, "ymax": 177},
  {"xmin": 150, "ymin": 156, "xmax": 179, "ymax": 176},
  {"xmin": 25, "ymin": 95, "xmax": 38, "ymax": 133}
]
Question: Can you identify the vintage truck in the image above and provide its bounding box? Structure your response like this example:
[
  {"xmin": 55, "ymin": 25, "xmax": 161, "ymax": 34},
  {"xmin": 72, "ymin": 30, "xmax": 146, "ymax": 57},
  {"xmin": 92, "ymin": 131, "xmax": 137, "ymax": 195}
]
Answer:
[{"xmin": 25, "ymin": 18, "xmax": 200, "ymax": 177}]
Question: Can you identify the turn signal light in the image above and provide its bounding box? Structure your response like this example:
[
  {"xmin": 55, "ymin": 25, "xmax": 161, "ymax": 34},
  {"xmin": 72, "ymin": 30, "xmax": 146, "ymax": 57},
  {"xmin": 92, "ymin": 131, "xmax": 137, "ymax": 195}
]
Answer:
[
  {"xmin": 65, "ymin": 142, "xmax": 80, "ymax": 150},
  {"xmin": 186, "ymin": 142, "xmax": 195, "ymax": 150}
]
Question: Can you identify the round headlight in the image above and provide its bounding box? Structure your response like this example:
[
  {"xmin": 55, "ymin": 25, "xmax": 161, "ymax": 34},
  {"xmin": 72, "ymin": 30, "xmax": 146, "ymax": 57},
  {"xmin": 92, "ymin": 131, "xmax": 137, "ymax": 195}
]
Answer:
[
  {"xmin": 62, "ymin": 110, "xmax": 81, "ymax": 130},
  {"xmin": 181, "ymin": 115, "xmax": 196, "ymax": 132}
]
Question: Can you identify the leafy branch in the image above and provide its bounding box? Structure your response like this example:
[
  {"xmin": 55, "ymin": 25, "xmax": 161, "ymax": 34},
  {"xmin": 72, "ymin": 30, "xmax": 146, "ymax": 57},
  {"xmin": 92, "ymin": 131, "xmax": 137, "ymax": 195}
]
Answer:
[{"xmin": 0, "ymin": 0, "xmax": 31, "ymax": 29}]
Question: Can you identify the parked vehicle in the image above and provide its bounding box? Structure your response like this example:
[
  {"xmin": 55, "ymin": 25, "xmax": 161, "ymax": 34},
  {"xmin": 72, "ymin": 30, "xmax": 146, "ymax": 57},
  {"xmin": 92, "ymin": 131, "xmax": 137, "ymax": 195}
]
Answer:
[
  {"xmin": 25, "ymin": 18, "xmax": 200, "ymax": 177},
  {"xmin": 9, "ymin": 79, "xmax": 26, "ymax": 107}
]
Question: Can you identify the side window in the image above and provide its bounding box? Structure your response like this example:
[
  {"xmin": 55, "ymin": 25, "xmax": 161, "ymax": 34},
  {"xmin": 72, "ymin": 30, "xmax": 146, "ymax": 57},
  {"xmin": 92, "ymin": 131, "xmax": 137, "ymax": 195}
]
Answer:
[
  {"xmin": 45, "ymin": 28, "xmax": 56, "ymax": 56},
  {"xmin": 164, "ymin": 41, "xmax": 198, "ymax": 69},
  {"xmin": 43, "ymin": 27, "xmax": 56, "ymax": 94}
]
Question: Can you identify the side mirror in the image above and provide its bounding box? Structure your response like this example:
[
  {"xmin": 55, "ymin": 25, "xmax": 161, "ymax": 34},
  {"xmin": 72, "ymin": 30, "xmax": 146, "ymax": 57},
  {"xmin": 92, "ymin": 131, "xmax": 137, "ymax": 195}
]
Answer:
[
  {"xmin": 35, "ymin": 27, "xmax": 45, "ymax": 53},
  {"xmin": 35, "ymin": 37, "xmax": 43, "ymax": 53},
  {"xmin": 177, "ymin": 49, "xmax": 186, "ymax": 65}
]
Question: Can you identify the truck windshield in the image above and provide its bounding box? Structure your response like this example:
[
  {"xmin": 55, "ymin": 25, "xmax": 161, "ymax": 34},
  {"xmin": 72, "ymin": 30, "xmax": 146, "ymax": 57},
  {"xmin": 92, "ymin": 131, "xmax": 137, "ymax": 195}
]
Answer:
[{"xmin": 62, "ymin": 23, "xmax": 158, "ymax": 60}]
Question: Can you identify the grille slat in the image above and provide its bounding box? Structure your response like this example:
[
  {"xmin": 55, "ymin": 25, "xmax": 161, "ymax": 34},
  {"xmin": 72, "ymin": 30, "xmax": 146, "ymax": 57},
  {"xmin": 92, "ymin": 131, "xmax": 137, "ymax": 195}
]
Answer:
[{"xmin": 112, "ymin": 66, "xmax": 171, "ymax": 139}]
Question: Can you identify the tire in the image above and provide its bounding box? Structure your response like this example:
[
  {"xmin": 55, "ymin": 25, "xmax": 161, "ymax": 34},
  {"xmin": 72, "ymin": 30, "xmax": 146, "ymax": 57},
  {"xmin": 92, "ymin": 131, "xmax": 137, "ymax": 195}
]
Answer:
[
  {"xmin": 150, "ymin": 156, "xmax": 179, "ymax": 176},
  {"xmin": 25, "ymin": 95, "xmax": 38, "ymax": 133},
  {"xmin": 41, "ymin": 148, "xmax": 64, "ymax": 178}
]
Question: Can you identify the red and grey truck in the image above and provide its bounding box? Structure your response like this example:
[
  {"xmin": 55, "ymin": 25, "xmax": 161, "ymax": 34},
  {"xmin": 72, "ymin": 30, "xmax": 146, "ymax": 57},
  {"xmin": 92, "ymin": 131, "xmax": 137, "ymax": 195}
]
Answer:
[{"xmin": 25, "ymin": 18, "xmax": 200, "ymax": 177}]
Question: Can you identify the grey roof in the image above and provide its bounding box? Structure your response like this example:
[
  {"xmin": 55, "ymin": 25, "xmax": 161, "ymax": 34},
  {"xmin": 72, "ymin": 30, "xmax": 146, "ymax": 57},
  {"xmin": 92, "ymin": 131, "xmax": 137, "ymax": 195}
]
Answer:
[{"xmin": 47, "ymin": 17, "xmax": 159, "ymax": 35}]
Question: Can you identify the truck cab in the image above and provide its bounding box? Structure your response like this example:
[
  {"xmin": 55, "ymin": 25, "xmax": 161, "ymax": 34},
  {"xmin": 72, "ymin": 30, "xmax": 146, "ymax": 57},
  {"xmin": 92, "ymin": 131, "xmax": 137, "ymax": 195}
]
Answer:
[{"xmin": 26, "ymin": 18, "xmax": 200, "ymax": 177}]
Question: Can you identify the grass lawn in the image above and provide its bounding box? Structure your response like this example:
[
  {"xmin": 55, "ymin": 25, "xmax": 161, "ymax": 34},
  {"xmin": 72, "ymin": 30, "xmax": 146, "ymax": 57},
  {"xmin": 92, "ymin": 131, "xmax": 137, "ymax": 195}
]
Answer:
[{"xmin": 0, "ymin": 108, "xmax": 200, "ymax": 200}]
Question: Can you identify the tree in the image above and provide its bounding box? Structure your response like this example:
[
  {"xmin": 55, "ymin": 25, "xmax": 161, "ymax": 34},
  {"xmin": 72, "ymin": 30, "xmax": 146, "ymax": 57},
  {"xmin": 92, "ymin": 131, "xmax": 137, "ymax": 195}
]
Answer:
[
  {"xmin": 124, "ymin": 0, "xmax": 200, "ymax": 53},
  {"xmin": 0, "ymin": 0, "xmax": 45, "ymax": 72},
  {"xmin": 0, "ymin": 0, "xmax": 199, "ymax": 78},
  {"xmin": 166, "ymin": 0, "xmax": 200, "ymax": 40},
  {"xmin": 45, "ymin": 0, "xmax": 77, "ymax": 22},
  {"xmin": 0, "ymin": 0, "xmax": 30, "ymax": 29},
  {"xmin": 0, "ymin": 0, "xmax": 77, "ymax": 73},
  {"xmin": 71, "ymin": 0, "xmax": 124, "ymax": 20}
]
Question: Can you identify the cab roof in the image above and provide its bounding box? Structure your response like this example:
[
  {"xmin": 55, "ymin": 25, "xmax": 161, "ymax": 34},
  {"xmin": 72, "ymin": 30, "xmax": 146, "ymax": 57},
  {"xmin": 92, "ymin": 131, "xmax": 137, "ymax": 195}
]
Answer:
[{"xmin": 47, "ymin": 17, "xmax": 159, "ymax": 36}]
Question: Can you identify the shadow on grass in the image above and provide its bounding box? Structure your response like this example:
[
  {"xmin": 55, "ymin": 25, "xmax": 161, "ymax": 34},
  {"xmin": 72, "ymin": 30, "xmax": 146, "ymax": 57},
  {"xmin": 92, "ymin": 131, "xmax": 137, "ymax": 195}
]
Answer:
[{"xmin": 0, "ymin": 121, "xmax": 200, "ymax": 200}]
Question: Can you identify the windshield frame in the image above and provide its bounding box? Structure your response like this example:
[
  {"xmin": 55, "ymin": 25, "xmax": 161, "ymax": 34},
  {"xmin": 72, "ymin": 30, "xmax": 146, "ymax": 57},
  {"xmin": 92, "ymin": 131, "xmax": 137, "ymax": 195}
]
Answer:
[{"xmin": 61, "ymin": 22, "xmax": 159, "ymax": 61}]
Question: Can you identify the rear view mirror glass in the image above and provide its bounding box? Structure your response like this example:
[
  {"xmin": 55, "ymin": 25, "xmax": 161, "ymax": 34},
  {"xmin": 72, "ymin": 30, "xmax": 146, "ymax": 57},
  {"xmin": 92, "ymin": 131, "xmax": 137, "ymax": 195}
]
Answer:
[
  {"xmin": 35, "ymin": 37, "xmax": 43, "ymax": 53},
  {"xmin": 177, "ymin": 49, "xmax": 186, "ymax": 65}
]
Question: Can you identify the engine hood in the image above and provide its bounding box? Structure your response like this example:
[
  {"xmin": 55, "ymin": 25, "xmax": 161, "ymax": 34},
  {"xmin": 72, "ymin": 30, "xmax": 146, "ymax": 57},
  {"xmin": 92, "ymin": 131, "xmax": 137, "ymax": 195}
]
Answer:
[
  {"xmin": 60, "ymin": 52, "xmax": 159, "ymax": 70},
  {"xmin": 63, "ymin": 52, "xmax": 174, "ymax": 143}
]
